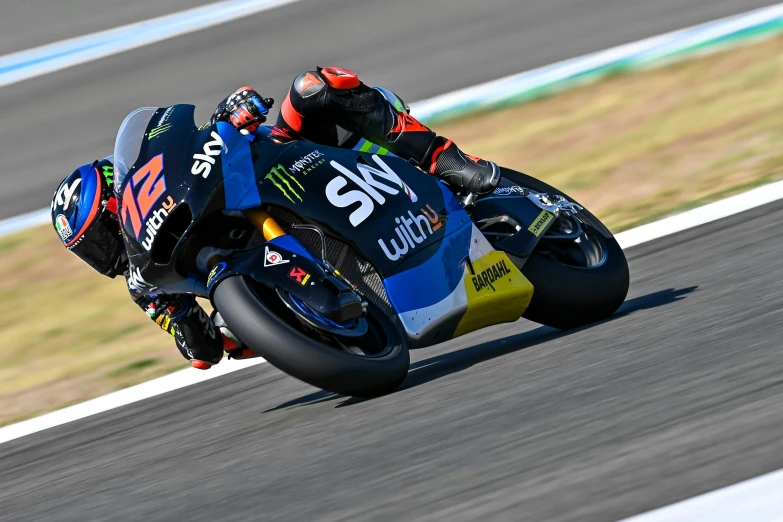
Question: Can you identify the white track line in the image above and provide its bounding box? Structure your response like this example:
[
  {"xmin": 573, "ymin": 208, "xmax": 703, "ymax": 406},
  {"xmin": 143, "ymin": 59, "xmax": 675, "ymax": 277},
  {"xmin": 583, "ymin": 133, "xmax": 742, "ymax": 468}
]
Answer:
[
  {"xmin": 615, "ymin": 179, "xmax": 783, "ymax": 249},
  {"xmin": 0, "ymin": 208, "xmax": 51, "ymax": 237},
  {"xmin": 620, "ymin": 468, "xmax": 783, "ymax": 521},
  {"xmin": 0, "ymin": 358, "xmax": 266, "ymax": 444},
  {"xmin": 0, "ymin": 0, "xmax": 299, "ymax": 89}
]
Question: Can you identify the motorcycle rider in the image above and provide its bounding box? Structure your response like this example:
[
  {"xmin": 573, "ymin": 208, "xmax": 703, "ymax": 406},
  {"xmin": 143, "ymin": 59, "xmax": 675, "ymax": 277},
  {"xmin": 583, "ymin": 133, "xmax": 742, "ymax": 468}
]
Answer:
[{"xmin": 51, "ymin": 67, "xmax": 501, "ymax": 370}]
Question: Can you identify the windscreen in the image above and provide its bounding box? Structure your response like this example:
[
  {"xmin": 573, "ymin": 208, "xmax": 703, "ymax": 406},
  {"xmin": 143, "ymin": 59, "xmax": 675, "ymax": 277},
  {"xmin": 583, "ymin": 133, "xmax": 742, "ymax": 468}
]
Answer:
[{"xmin": 113, "ymin": 107, "xmax": 158, "ymax": 191}]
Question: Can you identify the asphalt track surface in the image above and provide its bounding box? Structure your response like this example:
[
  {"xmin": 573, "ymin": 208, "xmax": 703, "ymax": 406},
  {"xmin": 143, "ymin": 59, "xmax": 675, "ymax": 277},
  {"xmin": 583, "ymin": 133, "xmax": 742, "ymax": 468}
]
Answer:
[
  {"xmin": 5, "ymin": 200, "xmax": 783, "ymax": 521},
  {"xmin": 2, "ymin": 1, "xmax": 782, "ymax": 521},
  {"xmin": 0, "ymin": 0, "xmax": 778, "ymax": 220}
]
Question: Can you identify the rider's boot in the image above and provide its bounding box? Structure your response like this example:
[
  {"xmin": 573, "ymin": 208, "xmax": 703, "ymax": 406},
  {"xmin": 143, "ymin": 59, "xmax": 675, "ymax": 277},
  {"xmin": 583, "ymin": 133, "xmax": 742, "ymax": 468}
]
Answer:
[
  {"xmin": 380, "ymin": 110, "xmax": 500, "ymax": 195},
  {"xmin": 425, "ymin": 137, "xmax": 500, "ymax": 195},
  {"xmin": 173, "ymin": 306, "xmax": 224, "ymax": 370},
  {"xmin": 212, "ymin": 311, "xmax": 259, "ymax": 360}
]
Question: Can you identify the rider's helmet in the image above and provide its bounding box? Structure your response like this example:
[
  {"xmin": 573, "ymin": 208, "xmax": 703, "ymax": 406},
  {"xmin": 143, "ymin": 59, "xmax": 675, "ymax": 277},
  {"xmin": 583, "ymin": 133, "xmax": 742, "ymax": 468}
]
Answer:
[{"xmin": 51, "ymin": 158, "xmax": 124, "ymax": 278}]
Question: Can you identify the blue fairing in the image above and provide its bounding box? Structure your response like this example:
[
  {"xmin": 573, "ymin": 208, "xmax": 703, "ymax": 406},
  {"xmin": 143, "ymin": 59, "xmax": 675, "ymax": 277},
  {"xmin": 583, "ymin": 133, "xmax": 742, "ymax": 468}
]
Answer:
[
  {"xmin": 214, "ymin": 121, "xmax": 470, "ymax": 316},
  {"xmin": 267, "ymin": 234, "xmax": 320, "ymax": 264},
  {"xmin": 218, "ymin": 121, "xmax": 261, "ymax": 210},
  {"xmin": 382, "ymin": 183, "xmax": 472, "ymax": 314}
]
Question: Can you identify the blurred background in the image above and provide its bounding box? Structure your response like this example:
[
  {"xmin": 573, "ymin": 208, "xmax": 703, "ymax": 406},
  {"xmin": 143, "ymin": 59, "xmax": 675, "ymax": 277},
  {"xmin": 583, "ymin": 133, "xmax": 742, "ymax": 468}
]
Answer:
[{"xmin": 1, "ymin": 1, "xmax": 782, "ymax": 520}]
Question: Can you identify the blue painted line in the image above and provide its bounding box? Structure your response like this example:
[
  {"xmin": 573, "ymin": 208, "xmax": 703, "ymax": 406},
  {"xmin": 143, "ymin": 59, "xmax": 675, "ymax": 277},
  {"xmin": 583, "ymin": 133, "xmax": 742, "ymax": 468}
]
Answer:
[{"xmin": 0, "ymin": 0, "xmax": 299, "ymax": 88}]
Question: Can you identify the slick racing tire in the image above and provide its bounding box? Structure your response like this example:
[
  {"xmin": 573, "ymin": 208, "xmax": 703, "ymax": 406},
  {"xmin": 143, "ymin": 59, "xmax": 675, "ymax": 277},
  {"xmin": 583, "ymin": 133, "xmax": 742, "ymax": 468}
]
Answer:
[
  {"xmin": 213, "ymin": 276, "xmax": 409, "ymax": 397},
  {"xmin": 502, "ymin": 169, "xmax": 630, "ymax": 330}
]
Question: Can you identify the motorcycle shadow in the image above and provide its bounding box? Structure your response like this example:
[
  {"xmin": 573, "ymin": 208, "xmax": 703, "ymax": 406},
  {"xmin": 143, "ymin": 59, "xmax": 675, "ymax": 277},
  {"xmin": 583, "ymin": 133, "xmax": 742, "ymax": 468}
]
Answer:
[{"xmin": 265, "ymin": 286, "xmax": 697, "ymax": 411}]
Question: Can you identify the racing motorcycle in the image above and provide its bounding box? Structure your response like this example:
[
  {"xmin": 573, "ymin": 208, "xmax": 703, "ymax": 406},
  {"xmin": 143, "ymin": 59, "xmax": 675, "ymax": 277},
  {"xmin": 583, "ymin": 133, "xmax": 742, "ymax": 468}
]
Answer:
[{"xmin": 115, "ymin": 105, "xmax": 629, "ymax": 397}]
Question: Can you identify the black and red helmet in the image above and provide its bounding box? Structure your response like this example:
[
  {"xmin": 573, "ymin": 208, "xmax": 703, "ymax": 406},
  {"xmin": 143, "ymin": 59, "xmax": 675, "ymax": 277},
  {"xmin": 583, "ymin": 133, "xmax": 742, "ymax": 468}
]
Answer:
[{"xmin": 51, "ymin": 158, "xmax": 124, "ymax": 277}]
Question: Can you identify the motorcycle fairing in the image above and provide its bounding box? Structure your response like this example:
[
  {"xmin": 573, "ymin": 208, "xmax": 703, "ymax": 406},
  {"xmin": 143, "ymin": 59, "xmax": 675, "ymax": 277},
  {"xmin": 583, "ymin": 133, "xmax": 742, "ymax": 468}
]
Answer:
[
  {"xmin": 241, "ymin": 142, "xmax": 535, "ymax": 346},
  {"xmin": 250, "ymin": 142, "xmax": 452, "ymax": 276},
  {"xmin": 116, "ymin": 108, "xmax": 535, "ymax": 346},
  {"xmin": 206, "ymin": 234, "xmax": 363, "ymax": 321},
  {"xmin": 381, "ymin": 184, "xmax": 534, "ymax": 347},
  {"xmin": 216, "ymin": 121, "xmax": 262, "ymax": 210},
  {"xmin": 116, "ymin": 106, "xmax": 245, "ymax": 290}
]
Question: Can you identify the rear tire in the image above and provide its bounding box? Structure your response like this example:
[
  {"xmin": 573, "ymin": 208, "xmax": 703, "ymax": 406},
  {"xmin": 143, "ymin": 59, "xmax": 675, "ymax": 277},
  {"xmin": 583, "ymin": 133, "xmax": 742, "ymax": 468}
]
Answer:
[
  {"xmin": 501, "ymin": 169, "xmax": 630, "ymax": 329},
  {"xmin": 213, "ymin": 276, "xmax": 409, "ymax": 397}
]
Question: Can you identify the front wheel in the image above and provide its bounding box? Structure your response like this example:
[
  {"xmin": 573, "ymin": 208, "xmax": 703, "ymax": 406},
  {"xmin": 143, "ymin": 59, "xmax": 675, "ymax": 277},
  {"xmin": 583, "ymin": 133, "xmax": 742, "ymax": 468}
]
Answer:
[
  {"xmin": 213, "ymin": 276, "xmax": 409, "ymax": 397},
  {"xmin": 501, "ymin": 169, "xmax": 630, "ymax": 329}
]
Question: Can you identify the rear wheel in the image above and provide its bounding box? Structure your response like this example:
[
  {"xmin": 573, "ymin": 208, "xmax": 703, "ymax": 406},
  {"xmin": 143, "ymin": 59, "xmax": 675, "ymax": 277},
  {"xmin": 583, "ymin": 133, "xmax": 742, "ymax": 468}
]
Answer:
[
  {"xmin": 213, "ymin": 276, "xmax": 409, "ymax": 397},
  {"xmin": 499, "ymin": 169, "xmax": 629, "ymax": 329}
]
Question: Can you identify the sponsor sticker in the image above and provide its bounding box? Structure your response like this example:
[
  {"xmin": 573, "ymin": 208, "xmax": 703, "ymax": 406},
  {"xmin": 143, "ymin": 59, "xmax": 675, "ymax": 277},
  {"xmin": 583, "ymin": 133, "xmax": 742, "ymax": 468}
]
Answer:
[
  {"xmin": 52, "ymin": 178, "xmax": 81, "ymax": 211},
  {"xmin": 156, "ymin": 314, "xmax": 172, "ymax": 332},
  {"xmin": 455, "ymin": 250, "xmax": 534, "ymax": 338},
  {"xmin": 528, "ymin": 210, "xmax": 554, "ymax": 237},
  {"xmin": 264, "ymin": 246, "xmax": 289, "ymax": 267},
  {"xmin": 138, "ymin": 196, "xmax": 176, "ymax": 251},
  {"xmin": 493, "ymin": 186, "xmax": 526, "ymax": 196},
  {"xmin": 378, "ymin": 204, "xmax": 444, "ymax": 261},
  {"xmin": 148, "ymin": 124, "xmax": 172, "ymax": 140},
  {"xmin": 265, "ymin": 164, "xmax": 304, "ymax": 204},
  {"xmin": 148, "ymin": 107, "xmax": 175, "ymax": 140},
  {"xmin": 55, "ymin": 214, "xmax": 72, "ymax": 240},
  {"xmin": 471, "ymin": 259, "xmax": 513, "ymax": 293},
  {"xmin": 127, "ymin": 266, "xmax": 157, "ymax": 293},
  {"xmin": 289, "ymin": 150, "xmax": 325, "ymax": 174},
  {"xmin": 288, "ymin": 266, "xmax": 311, "ymax": 286},
  {"xmin": 191, "ymin": 131, "xmax": 227, "ymax": 178},
  {"xmin": 207, "ymin": 261, "xmax": 227, "ymax": 289},
  {"xmin": 326, "ymin": 154, "xmax": 418, "ymax": 227},
  {"xmin": 101, "ymin": 165, "xmax": 114, "ymax": 186}
]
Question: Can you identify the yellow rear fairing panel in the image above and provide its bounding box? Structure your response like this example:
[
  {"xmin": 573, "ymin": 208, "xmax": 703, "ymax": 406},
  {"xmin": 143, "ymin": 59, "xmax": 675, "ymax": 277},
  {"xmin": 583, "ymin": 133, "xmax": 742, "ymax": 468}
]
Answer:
[{"xmin": 453, "ymin": 250, "xmax": 534, "ymax": 338}]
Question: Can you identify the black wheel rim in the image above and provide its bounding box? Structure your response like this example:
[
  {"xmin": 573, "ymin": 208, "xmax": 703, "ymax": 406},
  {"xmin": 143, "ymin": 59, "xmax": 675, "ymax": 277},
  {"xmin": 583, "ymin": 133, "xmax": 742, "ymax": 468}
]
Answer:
[
  {"xmin": 536, "ymin": 215, "xmax": 608, "ymax": 269},
  {"xmin": 273, "ymin": 287, "xmax": 398, "ymax": 359}
]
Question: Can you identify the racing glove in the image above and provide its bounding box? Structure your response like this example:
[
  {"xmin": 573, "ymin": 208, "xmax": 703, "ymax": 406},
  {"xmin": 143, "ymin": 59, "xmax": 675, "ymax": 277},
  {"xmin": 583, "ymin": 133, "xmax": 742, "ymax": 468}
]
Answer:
[{"xmin": 211, "ymin": 86, "xmax": 274, "ymax": 134}]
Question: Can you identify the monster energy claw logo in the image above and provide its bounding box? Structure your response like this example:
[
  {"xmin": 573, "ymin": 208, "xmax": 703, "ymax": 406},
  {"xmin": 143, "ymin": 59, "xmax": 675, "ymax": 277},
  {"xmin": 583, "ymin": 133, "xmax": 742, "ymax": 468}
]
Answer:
[
  {"xmin": 148, "ymin": 123, "xmax": 172, "ymax": 139},
  {"xmin": 102, "ymin": 165, "xmax": 114, "ymax": 186},
  {"xmin": 265, "ymin": 164, "xmax": 304, "ymax": 204}
]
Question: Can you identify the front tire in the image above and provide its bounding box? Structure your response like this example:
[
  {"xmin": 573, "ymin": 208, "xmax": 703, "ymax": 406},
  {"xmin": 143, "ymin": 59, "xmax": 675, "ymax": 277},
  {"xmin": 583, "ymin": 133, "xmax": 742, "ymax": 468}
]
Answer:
[
  {"xmin": 213, "ymin": 276, "xmax": 409, "ymax": 397},
  {"xmin": 502, "ymin": 169, "xmax": 630, "ymax": 329}
]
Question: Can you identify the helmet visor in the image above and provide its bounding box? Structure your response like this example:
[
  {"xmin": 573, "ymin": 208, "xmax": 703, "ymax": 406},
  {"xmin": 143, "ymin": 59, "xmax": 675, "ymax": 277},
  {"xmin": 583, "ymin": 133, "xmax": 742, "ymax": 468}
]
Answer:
[{"xmin": 68, "ymin": 212, "xmax": 124, "ymax": 277}]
